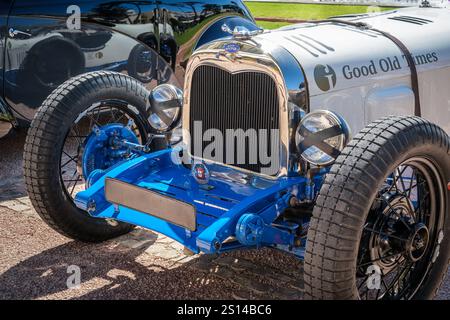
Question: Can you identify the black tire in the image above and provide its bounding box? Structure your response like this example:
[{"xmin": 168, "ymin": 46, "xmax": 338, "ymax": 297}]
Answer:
[
  {"xmin": 304, "ymin": 116, "xmax": 450, "ymax": 299},
  {"xmin": 24, "ymin": 71, "xmax": 152, "ymax": 242}
]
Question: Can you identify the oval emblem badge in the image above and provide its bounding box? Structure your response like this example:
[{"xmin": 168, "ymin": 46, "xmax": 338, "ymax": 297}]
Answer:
[
  {"xmin": 223, "ymin": 43, "xmax": 240, "ymax": 54},
  {"xmin": 192, "ymin": 162, "xmax": 210, "ymax": 185}
]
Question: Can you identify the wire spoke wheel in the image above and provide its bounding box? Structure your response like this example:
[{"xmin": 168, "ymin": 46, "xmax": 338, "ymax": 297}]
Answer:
[
  {"xmin": 24, "ymin": 71, "xmax": 152, "ymax": 242},
  {"xmin": 305, "ymin": 116, "xmax": 449, "ymax": 300},
  {"xmin": 59, "ymin": 100, "xmax": 145, "ymax": 199},
  {"xmin": 356, "ymin": 157, "xmax": 444, "ymax": 300}
]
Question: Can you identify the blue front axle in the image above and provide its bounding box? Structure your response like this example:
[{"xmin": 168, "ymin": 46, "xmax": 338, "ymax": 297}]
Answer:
[{"xmin": 75, "ymin": 147, "xmax": 325, "ymax": 258}]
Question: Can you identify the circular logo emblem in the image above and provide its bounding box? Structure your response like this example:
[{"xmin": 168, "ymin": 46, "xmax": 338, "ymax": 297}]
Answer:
[
  {"xmin": 223, "ymin": 43, "xmax": 240, "ymax": 54},
  {"xmin": 192, "ymin": 162, "xmax": 210, "ymax": 185},
  {"xmin": 314, "ymin": 64, "xmax": 337, "ymax": 92}
]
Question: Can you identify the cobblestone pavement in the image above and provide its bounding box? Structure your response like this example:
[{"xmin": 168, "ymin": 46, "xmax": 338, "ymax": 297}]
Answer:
[{"xmin": 0, "ymin": 130, "xmax": 448, "ymax": 299}]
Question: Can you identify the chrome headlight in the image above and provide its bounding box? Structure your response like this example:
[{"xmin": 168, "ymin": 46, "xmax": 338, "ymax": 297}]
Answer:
[
  {"xmin": 295, "ymin": 110, "xmax": 350, "ymax": 166},
  {"xmin": 148, "ymin": 84, "xmax": 182, "ymax": 133}
]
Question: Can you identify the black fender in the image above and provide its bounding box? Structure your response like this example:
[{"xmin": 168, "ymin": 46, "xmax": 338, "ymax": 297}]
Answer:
[
  {"xmin": 5, "ymin": 22, "xmax": 179, "ymax": 124},
  {"xmin": 4, "ymin": 0, "xmax": 254, "ymax": 126},
  {"xmin": 173, "ymin": 15, "xmax": 259, "ymax": 82},
  {"xmin": 194, "ymin": 16, "xmax": 259, "ymax": 50}
]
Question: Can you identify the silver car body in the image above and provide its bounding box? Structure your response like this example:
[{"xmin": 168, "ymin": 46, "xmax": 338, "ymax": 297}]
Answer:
[
  {"xmin": 255, "ymin": 7, "xmax": 450, "ymax": 134},
  {"xmin": 184, "ymin": 6, "xmax": 450, "ymax": 178}
]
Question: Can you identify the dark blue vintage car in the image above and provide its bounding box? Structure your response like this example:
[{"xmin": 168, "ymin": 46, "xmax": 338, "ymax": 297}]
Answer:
[{"xmin": 0, "ymin": 0, "xmax": 255, "ymax": 137}]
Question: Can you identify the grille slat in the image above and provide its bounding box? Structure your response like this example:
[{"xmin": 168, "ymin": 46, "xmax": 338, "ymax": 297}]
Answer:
[{"xmin": 189, "ymin": 65, "xmax": 279, "ymax": 174}]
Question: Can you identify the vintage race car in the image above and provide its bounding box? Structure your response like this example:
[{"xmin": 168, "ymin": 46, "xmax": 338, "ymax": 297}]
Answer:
[{"xmin": 24, "ymin": 5, "xmax": 449, "ymax": 300}]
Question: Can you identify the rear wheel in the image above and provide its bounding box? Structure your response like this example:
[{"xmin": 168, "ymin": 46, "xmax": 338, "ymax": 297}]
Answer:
[
  {"xmin": 305, "ymin": 116, "xmax": 450, "ymax": 299},
  {"xmin": 24, "ymin": 71, "xmax": 152, "ymax": 242}
]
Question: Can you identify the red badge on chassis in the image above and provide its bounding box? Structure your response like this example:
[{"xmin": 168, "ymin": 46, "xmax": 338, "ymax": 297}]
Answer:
[{"xmin": 192, "ymin": 162, "xmax": 210, "ymax": 184}]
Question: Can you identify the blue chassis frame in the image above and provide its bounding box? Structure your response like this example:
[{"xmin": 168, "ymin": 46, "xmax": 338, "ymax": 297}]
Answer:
[{"xmin": 74, "ymin": 147, "xmax": 327, "ymax": 259}]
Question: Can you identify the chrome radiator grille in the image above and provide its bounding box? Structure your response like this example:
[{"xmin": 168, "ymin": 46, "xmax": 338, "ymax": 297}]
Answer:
[{"xmin": 189, "ymin": 65, "xmax": 280, "ymax": 174}]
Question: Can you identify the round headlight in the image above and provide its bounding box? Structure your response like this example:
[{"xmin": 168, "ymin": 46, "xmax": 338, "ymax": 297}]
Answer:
[
  {"xmin": 295, "ymin": 110, "xmax": 350, "ymax": 166},
  {"xmin": 148, "ymin": 84, "xmax": 182, "ymax": 132}
]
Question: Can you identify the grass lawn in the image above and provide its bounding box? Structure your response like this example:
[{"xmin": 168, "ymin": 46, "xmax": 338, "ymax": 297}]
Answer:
[
  {"xmin": 256, "ymin": 21, "xmax": 293, "ymax": 29},
  {"xmin": 245, "ymin": 2, "xmax": 397, "ymax": 29}
]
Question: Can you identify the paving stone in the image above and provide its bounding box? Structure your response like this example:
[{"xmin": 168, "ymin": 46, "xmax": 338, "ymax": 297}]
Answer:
[
  {"xmin": 117, "ymin": 239, "xmax": 140, "ymax": 249},
  {"xmin": 170, "ymin": 242, "xmax": 184, "ymax": 252},
  {"xmin": 144, "ymin": 244, "xmax": 165, "ymax": 254},
  {"xmin": 16, "ymin": 197, "xmax": 32, "ymax": 206},
  {"xmin": 0, "ymin": 200, "xmax": 18, "ymax": 207},
  {"xmin": 154, "ymin": 249, "xmax": 181, "ymax": 260},
  {"xmin": 155, "ymin": 236, "xmax": 177, "ymax": 244},
  {"xmin": 130, "ymin": 228, "xmax": 158, "ymax": 240},
  {"xmin": 131, "ymin": 240, "xmax": 156, "ymax": 249},
  {"xmin": 144, "ymin": 242, "xmax": 181, "ymax": 259},
  {"xmin": 0, "ymin": 201, "xmax": 30, "ymax": 212},
  {"xmin": 21, "ymin": 209, "xmax": 37, "ymax": 217}
]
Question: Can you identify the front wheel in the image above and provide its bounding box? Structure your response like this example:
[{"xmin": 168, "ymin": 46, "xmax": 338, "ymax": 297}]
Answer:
[
  {"xmin": 305, "ymin": 116, "xmax": 450, "ymax": 299},
  {"xmin": 24, "ymin": 71, "xmax": 152, "ymax": 242}
]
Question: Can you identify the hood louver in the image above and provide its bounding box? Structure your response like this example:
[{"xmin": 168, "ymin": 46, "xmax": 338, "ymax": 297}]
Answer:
[
  {"xmin": 388, "ymin": 15, "xmax": 433, "ymax": 25},
  {"xmin": 283, "ymin": 34, "xmax": 335, "ymax": 58}
]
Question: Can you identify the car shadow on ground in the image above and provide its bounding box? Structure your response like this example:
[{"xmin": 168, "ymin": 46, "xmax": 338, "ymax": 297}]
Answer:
[
  {"xmin": 0, "ymin": 129, "xmax": 28, "ymax": 202},
  {"xmin": 0, "ymin": 233, "xmax": 246, "ymax": 300}
]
